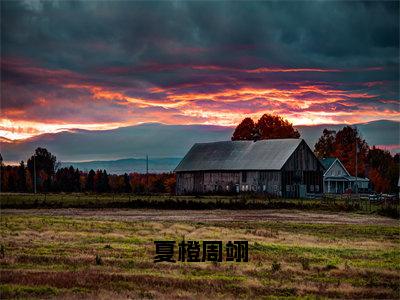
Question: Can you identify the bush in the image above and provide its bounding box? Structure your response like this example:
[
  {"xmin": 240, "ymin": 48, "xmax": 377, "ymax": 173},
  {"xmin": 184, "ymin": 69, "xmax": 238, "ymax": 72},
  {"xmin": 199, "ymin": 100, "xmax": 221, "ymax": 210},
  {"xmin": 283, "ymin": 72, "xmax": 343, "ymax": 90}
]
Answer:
[
  {"xmin": 271, "ymin": 261, "xmax": 281, "ymax": 272},
  {"xmin": 300, "ymin": 258, "xmax": 310, "ymax": 270},
  {"xmin": 95, "ymin": 254, "xmax": 103, "ymax": 265}
]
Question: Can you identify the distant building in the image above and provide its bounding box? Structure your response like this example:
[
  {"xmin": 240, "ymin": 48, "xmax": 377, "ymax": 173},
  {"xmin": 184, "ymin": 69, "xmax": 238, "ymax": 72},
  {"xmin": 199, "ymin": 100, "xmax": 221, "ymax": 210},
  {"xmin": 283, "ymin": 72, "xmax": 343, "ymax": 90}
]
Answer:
[
  {"xmin": 320, "ymin": 157, "xmax": 369, "ymax": 194},
  {"xmin": 175, "ymin": 139, "xmax": 324, "ymax": 198}
]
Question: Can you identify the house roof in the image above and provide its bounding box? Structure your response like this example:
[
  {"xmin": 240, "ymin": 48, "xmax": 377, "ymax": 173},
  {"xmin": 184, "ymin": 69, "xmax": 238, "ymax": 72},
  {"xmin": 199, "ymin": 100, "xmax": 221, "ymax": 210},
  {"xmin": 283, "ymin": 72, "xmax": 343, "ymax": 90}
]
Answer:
[
  {"xmin": 324, "ymin": 175, "xmax": 369, "ymax": 182},
  {"xmin": 174, "ymin": 139, "xmax": 303, "ymax": 172},
  {"xmin": 320, "ymin": 157, "xmax": 351, "ymax": 177},
  {"xmin": 320, "ymin": 157, "xmax": 336, "ymax": 170}
]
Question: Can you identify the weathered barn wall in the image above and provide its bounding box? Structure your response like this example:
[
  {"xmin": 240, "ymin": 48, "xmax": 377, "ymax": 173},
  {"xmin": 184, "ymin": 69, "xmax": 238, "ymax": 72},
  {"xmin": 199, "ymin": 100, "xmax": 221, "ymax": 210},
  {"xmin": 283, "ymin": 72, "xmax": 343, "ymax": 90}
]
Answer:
[
  {"xmin": 176, "ymin": 170, "xmax": 282, "ymax": 195},
  {"xmin": 281, "ymin": 141, "xmax": 324, "ymax": 197}
]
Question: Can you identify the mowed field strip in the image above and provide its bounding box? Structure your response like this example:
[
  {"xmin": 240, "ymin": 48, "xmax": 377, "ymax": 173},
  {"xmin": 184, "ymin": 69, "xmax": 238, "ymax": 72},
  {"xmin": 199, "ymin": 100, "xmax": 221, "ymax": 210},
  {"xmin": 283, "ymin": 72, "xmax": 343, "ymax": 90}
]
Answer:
[
  {"xmin": 1, "ymin": 209, "xmax": 399, "ymax": 299},
  {"xmin": 2, "ymin": 208, "xmax": 399, "ymax": 225}
]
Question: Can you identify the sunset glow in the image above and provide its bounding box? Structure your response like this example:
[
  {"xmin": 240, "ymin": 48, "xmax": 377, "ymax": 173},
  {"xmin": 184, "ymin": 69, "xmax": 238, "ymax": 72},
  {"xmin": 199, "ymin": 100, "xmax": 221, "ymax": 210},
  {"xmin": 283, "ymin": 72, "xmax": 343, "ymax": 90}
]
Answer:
[{"xmin": 1, "ymin": 1, "xmax": 399, "ymax": 141}]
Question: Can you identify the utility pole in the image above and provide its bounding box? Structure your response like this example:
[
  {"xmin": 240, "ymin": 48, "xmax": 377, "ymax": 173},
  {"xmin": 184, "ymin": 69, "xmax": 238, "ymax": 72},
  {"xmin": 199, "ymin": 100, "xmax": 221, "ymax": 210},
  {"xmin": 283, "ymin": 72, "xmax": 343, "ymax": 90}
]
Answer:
[
  {"xmin": 33, "ymin": 154, "xmax": 37, "ymax": 194},
  {"xmin": 146, "ymin": 154, "xmax": 149, "ymax": 191},
  {"xmin": 355, "ymin": 127, "xmax": 358, "ymax": 197}
]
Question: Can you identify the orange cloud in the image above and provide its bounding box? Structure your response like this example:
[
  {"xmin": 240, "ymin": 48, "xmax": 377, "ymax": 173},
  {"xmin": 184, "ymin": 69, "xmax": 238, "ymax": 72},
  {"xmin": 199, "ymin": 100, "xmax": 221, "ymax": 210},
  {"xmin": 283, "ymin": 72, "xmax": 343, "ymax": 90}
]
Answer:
[{"xmin": 2, "ymin": 58, "xmax": 398, "ymax": 140}]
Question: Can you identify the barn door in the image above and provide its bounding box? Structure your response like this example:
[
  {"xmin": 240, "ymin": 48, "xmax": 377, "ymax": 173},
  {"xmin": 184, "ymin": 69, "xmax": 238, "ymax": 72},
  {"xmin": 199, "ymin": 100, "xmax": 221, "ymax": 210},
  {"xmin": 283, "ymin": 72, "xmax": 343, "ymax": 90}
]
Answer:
[{"xmin": 299, "ymin": 184, "xmax": 306, "ymax": 198}]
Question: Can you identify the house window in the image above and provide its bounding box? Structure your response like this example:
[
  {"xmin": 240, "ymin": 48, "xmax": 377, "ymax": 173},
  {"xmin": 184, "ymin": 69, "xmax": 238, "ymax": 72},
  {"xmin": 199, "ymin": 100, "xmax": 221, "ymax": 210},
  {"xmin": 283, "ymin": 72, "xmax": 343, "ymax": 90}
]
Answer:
[
  {"xmin": 310, "ymin": 185, "xmax": 314, "ymax": 192},
  {"xmin": 315, "ymin": 185, "xmax": 319, "ymax": 192},
  {"xmin": 226, "ymin": 185, "xmax": 230, "ymax": 191},
  {"xmin": 263, "ymin": 185, "xmax": 266, "ymax": 191},
  {"xmin": 242, "ymin": 172, "xmax": 247, "ymax": 183},
  {"xmin": 286, "ymin": 185, "xmax": 290, "ymax": 192}
]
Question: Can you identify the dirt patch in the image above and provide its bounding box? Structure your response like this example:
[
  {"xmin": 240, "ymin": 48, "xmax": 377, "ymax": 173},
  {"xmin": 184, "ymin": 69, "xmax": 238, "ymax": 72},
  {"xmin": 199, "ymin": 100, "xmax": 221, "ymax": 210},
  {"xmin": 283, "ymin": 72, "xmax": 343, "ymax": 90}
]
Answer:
[{"xmin": 2, "ymin": 209, "xmax": 398, "ymax": 225}]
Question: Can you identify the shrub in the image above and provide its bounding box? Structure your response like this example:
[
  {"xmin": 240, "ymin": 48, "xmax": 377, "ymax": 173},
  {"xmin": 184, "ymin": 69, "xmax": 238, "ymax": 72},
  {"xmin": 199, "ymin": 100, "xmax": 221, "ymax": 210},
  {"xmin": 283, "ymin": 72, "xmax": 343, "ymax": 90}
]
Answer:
[
  {"xmin": 324, "ymin": 263, "xmax": 338, "ymax": 271},
  {"xmin": 300, "ymin": 258, "xmax": 310, "ymax": 270},
  {"xmin": 271, "ymin": 261, "xmax": 281, "ymax": 272},
  {"xmin": 95, "ymin": 254, "xmax": 103, "ymax": 265}
]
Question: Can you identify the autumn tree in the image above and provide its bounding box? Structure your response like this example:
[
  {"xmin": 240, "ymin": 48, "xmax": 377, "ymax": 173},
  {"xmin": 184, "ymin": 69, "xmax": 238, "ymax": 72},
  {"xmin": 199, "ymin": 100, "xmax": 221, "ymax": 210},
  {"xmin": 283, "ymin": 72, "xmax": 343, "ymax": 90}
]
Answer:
[
  {"xmin": 123, "ymin": 173, "xmax": 132, "ymax": 193},
  {"xmin": 367, "ymin": 147, "xmax": 399, "ymax": 193},
  {"xmin": 231, "ymin": 117, "xmax": 255, "ymax": 140},
  {"xmin": 231, "ymin": 114, "xmax": 300, "ymax": 141},
  {"xmin": 256, "ymin": 114, "xmax": 300, "ymax": 140},
  {"xmin": 314, "ymin": 129, "xmax": 336, "ymax": 158},
  {"xmin": 27, "ymin": 148, "xmax": 57, "ymax": 192},
  {"xmin": 333, "ymin": 126, "xmax": 368, "ymax": 177},
  {"xmin": 164, "ymin": 176, "xmax": 176, "ymax": 194}
]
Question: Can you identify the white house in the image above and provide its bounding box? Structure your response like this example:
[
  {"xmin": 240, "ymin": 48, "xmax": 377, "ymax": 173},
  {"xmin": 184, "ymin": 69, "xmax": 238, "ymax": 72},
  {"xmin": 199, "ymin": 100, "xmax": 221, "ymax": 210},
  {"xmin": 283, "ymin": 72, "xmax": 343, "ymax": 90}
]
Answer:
[{"xmin": 320, "ymin": 158, "xmax": 369, "ymax": 194}]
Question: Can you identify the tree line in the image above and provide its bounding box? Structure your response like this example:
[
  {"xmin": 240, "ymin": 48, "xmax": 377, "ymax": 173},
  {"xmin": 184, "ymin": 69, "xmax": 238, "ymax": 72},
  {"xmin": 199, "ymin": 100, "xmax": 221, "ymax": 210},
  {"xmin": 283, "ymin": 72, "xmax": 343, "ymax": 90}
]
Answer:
[
  {"xmin": 0, "ymin": 148, "xmax": 176, "ymax": 194},
  {"xmin": 1, "ymin": 114, "xmax": 398, "ymax": 194},
  {"xmin": 233, "ymin": 114, "xmax": 399, "ymax": 193}
]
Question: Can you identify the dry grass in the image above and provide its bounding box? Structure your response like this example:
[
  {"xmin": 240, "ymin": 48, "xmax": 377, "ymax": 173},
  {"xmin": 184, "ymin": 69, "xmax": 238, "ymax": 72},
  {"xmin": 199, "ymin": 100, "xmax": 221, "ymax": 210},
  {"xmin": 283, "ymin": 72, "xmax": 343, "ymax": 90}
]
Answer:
[{"xmin": 1, "ymin": 210, "xmax": 399, "ymax": 299}]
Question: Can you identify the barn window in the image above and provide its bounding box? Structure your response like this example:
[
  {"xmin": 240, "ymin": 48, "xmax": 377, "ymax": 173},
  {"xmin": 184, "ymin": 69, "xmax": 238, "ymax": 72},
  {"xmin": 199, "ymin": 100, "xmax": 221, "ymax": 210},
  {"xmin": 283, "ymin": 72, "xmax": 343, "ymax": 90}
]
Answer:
[{"xmin": 242, "ymin": 172, "xmax": 247, "ymax": 183}]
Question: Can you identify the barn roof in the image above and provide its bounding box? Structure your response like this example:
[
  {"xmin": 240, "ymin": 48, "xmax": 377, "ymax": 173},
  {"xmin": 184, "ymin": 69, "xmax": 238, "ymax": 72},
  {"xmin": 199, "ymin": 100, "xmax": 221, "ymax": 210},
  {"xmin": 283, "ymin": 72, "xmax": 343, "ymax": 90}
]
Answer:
[
  {"xmin": 320, "ymin": 157, "xmax": 336, "ymax": 170},
  {"xmin": 174, "ymin": 139, "xmax": 303, "ymax": 172}
]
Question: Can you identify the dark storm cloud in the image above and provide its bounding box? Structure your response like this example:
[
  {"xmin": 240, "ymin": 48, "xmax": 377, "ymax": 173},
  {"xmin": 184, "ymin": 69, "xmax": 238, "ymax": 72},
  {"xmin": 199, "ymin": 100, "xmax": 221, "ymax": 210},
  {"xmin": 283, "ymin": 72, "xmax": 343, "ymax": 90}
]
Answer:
[{"xmin": 3, "ymin": 1, "xmax": 398, "ymax": 70}]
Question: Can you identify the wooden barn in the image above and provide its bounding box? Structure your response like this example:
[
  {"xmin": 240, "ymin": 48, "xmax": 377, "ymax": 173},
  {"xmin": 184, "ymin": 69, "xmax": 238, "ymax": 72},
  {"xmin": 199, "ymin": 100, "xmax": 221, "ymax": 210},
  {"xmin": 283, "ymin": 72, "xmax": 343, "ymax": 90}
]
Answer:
[{"xmin": 174, "ymin": 139, "xmax": 325, "ymax": 198}]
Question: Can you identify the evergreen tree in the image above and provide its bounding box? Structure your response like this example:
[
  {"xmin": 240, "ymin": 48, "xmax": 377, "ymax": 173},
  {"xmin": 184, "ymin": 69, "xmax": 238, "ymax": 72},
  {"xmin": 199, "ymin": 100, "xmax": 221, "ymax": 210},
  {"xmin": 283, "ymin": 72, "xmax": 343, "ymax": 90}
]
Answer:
[
  {"xmin": 17, "ymin": 161, "xmax": 27, "ymax": 192},
  {"xmin": 86, "ymin": 169, "xmax": 95, "ymax": 192}
]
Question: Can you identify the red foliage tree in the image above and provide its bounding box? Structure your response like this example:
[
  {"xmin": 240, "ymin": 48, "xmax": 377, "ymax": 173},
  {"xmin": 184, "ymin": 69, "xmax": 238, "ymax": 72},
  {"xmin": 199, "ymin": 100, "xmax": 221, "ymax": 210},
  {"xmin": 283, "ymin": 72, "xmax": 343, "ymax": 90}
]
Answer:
[
  {"xmin": 333, "ymin": 126, "xmax": 368, "ymax": 177},
  {"xmin": 368, "ymin": 168, "xmax": 390, "ymax": 193},
  {"xmin": 314, "ymin": 129, "xmax": 336, "ymax": 158},
  {"xmin": 367, "ymin": 146, "xmax": 399, "ymax": 193},
  {"xmin": 231, "ymin": 114, "xmax": 299, "ymax": 141},
  {"xmin": 231, "ymin": 117, "xmax": 255, "ymax": 140},
  {"xmin": 256, "ymin": 114, "xmax": 300, "ymax": 140}
]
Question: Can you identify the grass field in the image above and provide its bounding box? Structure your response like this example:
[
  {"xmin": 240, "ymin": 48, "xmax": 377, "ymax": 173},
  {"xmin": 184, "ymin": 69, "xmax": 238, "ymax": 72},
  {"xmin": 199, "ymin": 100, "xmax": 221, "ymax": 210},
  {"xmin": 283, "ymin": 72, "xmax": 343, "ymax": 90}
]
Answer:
[
  {"xmin": 2, "ymin": 193, "xmax": 397, "ymax": 215},
  {"xmin": 1, "ymin": 207, "xmax": 399, "ymax": 299}
]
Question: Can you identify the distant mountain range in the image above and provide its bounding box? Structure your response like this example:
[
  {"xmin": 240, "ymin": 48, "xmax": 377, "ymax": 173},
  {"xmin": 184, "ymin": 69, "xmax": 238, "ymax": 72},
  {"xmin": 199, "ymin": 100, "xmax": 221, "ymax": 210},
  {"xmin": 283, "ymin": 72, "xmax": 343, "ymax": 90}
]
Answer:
[
  {"xmin": 1, "ymin": 120, "xmax": 398, "ymax": 174},
  {"xmin": 60, "ymin": 157, "xmax": 182, "ymax": 174}
]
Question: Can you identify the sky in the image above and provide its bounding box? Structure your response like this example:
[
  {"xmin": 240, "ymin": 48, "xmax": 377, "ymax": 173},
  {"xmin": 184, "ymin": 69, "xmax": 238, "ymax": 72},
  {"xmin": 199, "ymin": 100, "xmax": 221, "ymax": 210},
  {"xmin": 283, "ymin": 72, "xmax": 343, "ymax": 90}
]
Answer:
[{"xmin": 1, "ymin": 0, "xmax": 399, "ymax": 141}]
